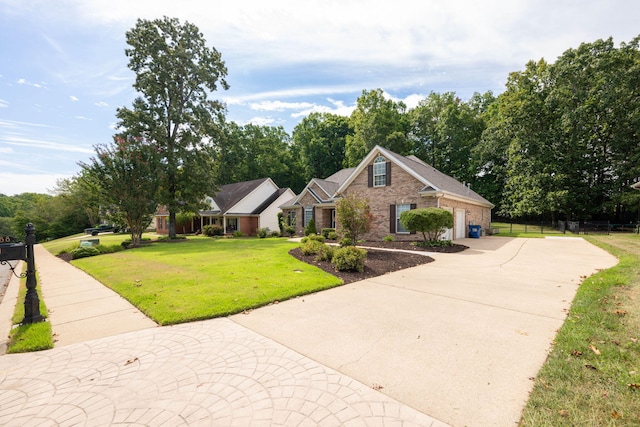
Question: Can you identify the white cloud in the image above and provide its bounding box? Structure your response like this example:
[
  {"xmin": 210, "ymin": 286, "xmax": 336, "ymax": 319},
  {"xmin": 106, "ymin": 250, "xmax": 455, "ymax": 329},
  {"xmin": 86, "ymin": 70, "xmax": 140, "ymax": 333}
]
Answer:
[
  {"xmin": 75, "ymin": 116, "xmax": 92, "ymax": 120},
  {"xmin": 245, "ymin": 116, "xmax": 275, "ymax": 126},
  {"xmin": 2, "ymin": 135, "xmax": 94, "ymax": 154},
  {"xmin": 16, "ymin": 78, "xmax": 46, "ymax": 89},
  {"xmin": 249, "ymin": 100, "xmax": 315, "ymax": 112},
  {"xmin": 0, "ymin": 99, "xmax": 8, "ymax": 108},
  {"xmin": 0, "ymin": 172, "xmax": 69, "ymax": 196},
  {"xmin": 70, "ymin": 95, "xmax": 79, "ymax": 102},
  {"xmin": 0, "ymin": 147, "xmax": 13, "ymax": 154},
  {"xmin": 94, "ymin": 101, "xmax": 109, "ymax": 107}
]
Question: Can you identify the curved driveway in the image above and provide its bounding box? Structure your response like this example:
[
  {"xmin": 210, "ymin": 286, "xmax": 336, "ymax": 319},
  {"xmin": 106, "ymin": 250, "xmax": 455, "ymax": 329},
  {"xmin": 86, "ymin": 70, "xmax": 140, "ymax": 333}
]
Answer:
[
  {"xmin": 232, "ymin": 237, "xmax": 618, "ymax": 426},
  {"xmin": 0, "ymin": 237, "xmax": 618, "ymax": 426}
]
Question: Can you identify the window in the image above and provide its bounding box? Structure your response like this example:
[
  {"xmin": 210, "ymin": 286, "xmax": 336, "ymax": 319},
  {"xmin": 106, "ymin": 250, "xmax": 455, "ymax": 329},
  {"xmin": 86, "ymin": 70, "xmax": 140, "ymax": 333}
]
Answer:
[
  {"xmin": 304, "ymin": 206, "xmax": 313, "ymax": 226},
  {"xmin": 373, "ymin": 156, "xmax": 386, "ymax": 187},
  {"xmin": 331, "ymin": 209, "xmax": 336, "ymax": 228},
  {"xmin": 396, "ymin": 204, "xmax": 411, "ymax": 233},
  {"xmin": 289, "ymin": 211, "xmax": 296, "ymax": 226}
]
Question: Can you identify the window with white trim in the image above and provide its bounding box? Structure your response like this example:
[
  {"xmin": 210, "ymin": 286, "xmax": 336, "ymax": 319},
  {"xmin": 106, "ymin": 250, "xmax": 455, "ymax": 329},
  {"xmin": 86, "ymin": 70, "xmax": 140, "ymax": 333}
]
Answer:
[
  {"xmin": 396, "ymin": 204, "xmax": 411, "ymax": 233},
  {"xmin": 373, "ymin": 156, "xmax": 386, "ymax": 187}
]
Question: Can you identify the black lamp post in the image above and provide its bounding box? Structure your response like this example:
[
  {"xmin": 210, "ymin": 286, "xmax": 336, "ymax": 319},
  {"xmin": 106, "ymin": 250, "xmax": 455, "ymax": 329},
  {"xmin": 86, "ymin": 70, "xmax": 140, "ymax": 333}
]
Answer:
[{"xmin": 22, "ymin": 223, "xmax": 44, "ymax": 324}]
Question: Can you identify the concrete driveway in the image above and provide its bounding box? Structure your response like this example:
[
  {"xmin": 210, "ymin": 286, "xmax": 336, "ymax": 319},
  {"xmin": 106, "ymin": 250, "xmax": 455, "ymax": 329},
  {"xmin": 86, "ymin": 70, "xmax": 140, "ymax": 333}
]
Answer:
[{"xmin": 232, "ymin": 236, "xmax": 618, "ymax": 426}]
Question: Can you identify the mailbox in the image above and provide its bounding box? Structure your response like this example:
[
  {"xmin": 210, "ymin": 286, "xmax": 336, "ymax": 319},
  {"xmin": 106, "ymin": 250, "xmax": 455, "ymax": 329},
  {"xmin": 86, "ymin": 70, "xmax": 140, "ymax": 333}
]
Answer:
[{"xmin": 0, "ymin": 242, "xmax": 26, "ymax": 261}]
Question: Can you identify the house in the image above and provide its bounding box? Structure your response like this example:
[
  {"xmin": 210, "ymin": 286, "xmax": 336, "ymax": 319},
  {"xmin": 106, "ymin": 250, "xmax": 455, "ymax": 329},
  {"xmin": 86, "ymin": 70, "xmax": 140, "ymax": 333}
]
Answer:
[
  {"xmin": 281, "ymin": 145, "xmax": 494, "ymax": 240},
  {"xmin": 156, "ymin": 178, "xmax": 296, "ymax": 236}
]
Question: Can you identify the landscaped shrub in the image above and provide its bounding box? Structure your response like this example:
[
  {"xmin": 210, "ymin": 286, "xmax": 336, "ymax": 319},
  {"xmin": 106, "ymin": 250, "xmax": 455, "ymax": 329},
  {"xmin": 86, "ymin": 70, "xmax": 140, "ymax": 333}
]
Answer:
[
  {"xmin": 257, "ymin": 227, "xmax": 269, "ymax": 238},
  {"xmin": 339, "ymin": 237, "xmax": 353, "ymax": 247},
  {"xmin": 305, "ymin": 218, "xmax": 317, "ymax": 236},
  {"xmin": 300, "ymin": 239, "xmax": 324, "ymax": 256},
  {"xmin": 308, "ymin": 234, "xmax": 325, "ymax": 243},
  {"xmin": 321, "ymin": 228, "xmax": 335, "ymax": 239},
  {"xmin": 71, "ymin": 246, "xmax": 100, "ymax": 259},
  {"xmin": 327, "ymin": 231, "xmax": 339, "ymax": 240},
  {"xmin": 383, "ymin": 235, "xmax": 395, "ymax": 242},
  {"xmin": 315, "ymin": 244, "xmax": 335, "ymax": 262},
  {"xmin": 233, "ymin": 230, "xmax": 243, "ymax": 238},
  {"xmin": 269, "ymin": 230, "xmax": 281, "ymax": 238},
  {"xmin": 203, "ymin": 225, "xmax": 223, "ymax": 237},
  {"xmin": 331, "ymin": 246, "xmax": 367, "ymax": 272},
  {"xmin": 301, "ymin": 235, "xmax": 325, "ymax": 244},
  {"xmin": 95, "ymin": 244, "xmax": 125, "ymax": 254}
]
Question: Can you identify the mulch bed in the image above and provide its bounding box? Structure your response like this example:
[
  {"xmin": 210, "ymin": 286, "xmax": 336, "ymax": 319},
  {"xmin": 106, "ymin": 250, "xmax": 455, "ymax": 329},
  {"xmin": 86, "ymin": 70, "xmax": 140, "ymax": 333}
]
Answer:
[{"xmin": 289, "ymin": 240, "xmax": 467, "ymax": 284}]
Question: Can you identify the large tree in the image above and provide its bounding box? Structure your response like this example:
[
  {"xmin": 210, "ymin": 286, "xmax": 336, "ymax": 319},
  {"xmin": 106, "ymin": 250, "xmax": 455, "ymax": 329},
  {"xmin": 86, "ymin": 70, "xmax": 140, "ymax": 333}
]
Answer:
[
  {"xmin": 408, "ymin": 92, "xmax": 490, "ymax": 185},
  {"xmin": 81, "ymin": 135, "xmax": 159, "ymax": 247},
  {"xmin": 345, "ymin": 89, "xmax": 409, "ymax": 166},
  {"xmin": 292, "ymin": 112, "xmax": 350, "ymax": 181},
  {"xmin": 117, "ymin": 16, "xmax": 228, "ymax": 238}
]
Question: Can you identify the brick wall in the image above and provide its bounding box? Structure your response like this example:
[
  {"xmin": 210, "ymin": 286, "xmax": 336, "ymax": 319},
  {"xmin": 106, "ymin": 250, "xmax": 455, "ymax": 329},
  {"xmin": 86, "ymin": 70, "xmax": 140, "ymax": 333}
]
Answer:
[{"xmin": 341, "ymin": 160, "xmax": 490, "ymax": 241}]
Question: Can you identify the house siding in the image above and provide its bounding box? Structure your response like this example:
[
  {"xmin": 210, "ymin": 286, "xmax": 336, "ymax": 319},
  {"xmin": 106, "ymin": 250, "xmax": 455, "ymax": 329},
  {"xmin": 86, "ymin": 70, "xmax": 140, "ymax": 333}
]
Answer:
[
  {"xmin": 341, "ymin": 158, "xmax": 489, "ymax": 241},
  {"xmin": 342, "ymin": 161, "xmax": 427, "ymax": 241}
]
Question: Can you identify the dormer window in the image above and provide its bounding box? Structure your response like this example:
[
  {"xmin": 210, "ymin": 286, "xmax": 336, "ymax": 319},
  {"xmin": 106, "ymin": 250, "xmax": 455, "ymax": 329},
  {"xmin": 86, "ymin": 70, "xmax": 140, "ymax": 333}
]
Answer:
[{"xmin": 373, "ymin": 156, "xmax": 387, "ymax": 187}]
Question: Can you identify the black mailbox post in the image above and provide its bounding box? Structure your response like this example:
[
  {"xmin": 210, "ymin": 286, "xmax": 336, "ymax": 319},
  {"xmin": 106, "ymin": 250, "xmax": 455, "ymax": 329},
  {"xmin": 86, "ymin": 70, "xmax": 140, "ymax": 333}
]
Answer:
[{"xmin": 0, "ymin": 223, "xmax": 44, "ymax": 324}]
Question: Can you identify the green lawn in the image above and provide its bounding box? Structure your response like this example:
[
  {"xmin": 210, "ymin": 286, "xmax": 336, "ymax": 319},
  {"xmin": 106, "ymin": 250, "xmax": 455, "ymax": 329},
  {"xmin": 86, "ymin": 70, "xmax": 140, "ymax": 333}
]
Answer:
[
  {"xmin": 6, "ymin": 268, "xmax": 53, "ymax": 353},
  {"xmin": 42, "ymin": 231, "xmax": 163, "ymax": 254},
  {"xmin": 71, "ymin": 237, "xmax": 342, "ymax": 325}
]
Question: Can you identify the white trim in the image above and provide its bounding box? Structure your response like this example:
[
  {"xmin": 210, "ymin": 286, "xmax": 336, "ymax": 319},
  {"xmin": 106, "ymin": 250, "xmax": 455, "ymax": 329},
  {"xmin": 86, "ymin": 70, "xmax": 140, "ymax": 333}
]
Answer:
[{"xmin": 336, "ymin": 145, "xmax": 440, "ymax": 194}]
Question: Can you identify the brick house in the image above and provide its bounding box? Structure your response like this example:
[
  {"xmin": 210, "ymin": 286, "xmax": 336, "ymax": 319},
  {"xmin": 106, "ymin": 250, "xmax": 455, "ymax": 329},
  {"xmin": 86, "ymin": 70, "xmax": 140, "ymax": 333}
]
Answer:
[
  {"xmin": 280, "ymin": 145, "xmax": 494, "ymax": 241},
  {"xmin": 156, "ymin": 178, "xmax": 295, "ymax": 236}
]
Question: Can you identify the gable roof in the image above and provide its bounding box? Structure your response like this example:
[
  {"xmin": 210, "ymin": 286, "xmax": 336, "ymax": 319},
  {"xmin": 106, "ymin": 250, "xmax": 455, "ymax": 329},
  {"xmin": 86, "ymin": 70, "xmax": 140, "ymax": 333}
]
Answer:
[
  {"xmin": 201, "ymin": 177, "xmax": 284, "ymax": 215},
  {"xmin": 290, "ymin": 167, "xmax": 355, "ymax": 205},
  {"xmin": 337, "ymin": 146, "xmax": 494, "ymax": 208}
]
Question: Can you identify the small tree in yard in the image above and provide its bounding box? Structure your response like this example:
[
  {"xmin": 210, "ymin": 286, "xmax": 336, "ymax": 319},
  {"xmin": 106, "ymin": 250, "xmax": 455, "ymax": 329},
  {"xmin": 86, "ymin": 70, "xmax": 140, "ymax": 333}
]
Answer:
[
  {"xmin": 400, "ymin": 208, "xmax": 453, "ymax": 244},
  {"xmin": 335, "ymin": 194, "xmax": 374, "ymax": 244}
]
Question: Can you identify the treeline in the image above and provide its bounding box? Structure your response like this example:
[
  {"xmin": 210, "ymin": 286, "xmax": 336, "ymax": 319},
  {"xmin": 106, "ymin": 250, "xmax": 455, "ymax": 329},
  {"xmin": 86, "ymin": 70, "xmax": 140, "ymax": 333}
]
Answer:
[{"xmin": 5, "ymin": 34, "xmax": 640, "ymax": 240}]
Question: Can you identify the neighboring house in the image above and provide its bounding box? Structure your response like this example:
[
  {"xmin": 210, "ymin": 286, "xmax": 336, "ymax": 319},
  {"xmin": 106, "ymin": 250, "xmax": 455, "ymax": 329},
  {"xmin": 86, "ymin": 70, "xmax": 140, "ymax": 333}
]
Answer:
[
  {"xmin": 281, "ymin": 145, "xmax": 494, "ymax": 241},
  {"xmin": 156, "ymin": 178, "xmax": 296, "ymax": 236},
  {"xmin": 632, "ymin": 182, "xmax": 640, "ymax": 190}
]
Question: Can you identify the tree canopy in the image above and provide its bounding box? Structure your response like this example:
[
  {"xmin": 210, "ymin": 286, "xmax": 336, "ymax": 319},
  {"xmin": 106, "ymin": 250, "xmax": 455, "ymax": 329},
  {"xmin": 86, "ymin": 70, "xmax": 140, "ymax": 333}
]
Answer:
[{"xmin": 117, "ymin": 16, "xmax": 228, "ymax": 238}]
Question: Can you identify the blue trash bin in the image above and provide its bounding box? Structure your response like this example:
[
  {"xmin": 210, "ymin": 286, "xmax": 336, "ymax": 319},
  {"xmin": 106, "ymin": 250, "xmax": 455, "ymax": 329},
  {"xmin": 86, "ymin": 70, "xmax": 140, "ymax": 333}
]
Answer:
[{"xmin": 468, "ymin": 225, "xmax": 481, "ymax": 238}]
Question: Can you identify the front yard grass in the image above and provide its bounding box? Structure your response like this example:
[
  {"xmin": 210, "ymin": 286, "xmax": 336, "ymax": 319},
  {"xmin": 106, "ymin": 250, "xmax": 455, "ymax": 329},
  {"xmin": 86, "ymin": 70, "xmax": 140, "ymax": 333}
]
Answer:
[
  {"xmin": 71, "ymin": 237, "xmax": 342, "ymax": 325},
  {"xmin": 520, "ymin": 234, "xmax": 640, "ymax": 426},
  {"xmin": 6, "ymin": 267, "xmax": 53, "ymax": 353}
]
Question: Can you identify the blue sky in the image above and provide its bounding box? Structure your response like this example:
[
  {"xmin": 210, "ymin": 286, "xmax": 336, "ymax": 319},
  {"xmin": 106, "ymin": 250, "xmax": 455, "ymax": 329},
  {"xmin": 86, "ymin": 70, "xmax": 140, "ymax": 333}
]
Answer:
[{"xmin": 1, "ymin": 0, "xmax": 639, "ymax": 195}]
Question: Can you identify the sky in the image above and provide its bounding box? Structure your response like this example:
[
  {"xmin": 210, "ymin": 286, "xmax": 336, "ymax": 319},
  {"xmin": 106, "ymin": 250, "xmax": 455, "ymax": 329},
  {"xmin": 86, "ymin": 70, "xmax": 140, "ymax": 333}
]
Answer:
[{"xmin": 1, "ymin": 0, "xmax": 639, "ymax": 196}]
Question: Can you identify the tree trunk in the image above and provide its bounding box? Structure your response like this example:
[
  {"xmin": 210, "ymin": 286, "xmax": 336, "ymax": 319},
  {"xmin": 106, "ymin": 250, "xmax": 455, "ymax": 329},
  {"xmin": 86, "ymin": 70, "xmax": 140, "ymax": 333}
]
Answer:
[{"xmin": 169, "ymin": 210, "xmax": 177, "ymax": 239}]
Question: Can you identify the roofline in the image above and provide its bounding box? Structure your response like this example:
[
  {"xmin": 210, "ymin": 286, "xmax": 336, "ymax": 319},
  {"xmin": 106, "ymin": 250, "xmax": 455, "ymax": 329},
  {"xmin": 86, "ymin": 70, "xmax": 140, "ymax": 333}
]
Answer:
[
  {"xmin": 223, "ymin": 177, "xmax": 278, "ymax": 214},
  {"xmin": 335, "ymin": 145, "xmax": 437, "ymax": 194},
  {"xmin": 419, "ymin": 190, "xmax": 495, "ymax": 208}
]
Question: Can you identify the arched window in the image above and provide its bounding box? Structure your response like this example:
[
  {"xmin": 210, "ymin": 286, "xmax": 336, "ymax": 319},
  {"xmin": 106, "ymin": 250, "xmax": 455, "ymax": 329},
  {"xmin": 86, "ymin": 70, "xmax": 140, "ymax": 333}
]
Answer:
[{"xmin": 373, "ymin": 156, "xmax": 386, "ymax": 187}]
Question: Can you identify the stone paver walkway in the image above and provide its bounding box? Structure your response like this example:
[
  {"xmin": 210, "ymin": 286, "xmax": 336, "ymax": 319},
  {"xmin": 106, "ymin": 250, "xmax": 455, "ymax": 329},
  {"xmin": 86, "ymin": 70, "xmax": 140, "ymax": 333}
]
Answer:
[{"xmin": 0, "ymin": 318, "xmax": 448, "ymax": 427}]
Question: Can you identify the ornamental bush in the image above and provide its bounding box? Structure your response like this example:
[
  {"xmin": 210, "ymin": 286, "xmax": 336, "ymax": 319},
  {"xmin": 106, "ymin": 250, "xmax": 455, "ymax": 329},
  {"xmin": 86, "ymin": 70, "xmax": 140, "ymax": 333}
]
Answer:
[
  {"xmin": 71, "ymin": 246, "xmax": 100, "ymax": 259},
  {"xmin": 399, "ymin": 207, "xmax": 453, "ymax": 242},
  {"xmin": 203, "ymin": 225, "xmax": 223, "ymax": 236},
  {"xmin": 315, "ymin": 244, "xmax": 335, "ymax": 262},
  {"xmin": 257, "ymin": 227, "xmax": 268, "ymax": 238},
  {"xmin": 331, "ymin": 246, "xmax": 367, "ymax": 272},
  {"xmin": 304, "ymin": 218, "xmax": 317, "ymax": 236},
  {"xmin": 300, "ymin": 239, "xmax": 324, "ymax": 256}
]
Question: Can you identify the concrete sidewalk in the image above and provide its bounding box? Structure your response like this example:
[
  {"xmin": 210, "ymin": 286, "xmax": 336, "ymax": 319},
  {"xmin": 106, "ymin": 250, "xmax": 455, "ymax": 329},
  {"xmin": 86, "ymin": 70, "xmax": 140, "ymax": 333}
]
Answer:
[{"xmin": 2, "ymin": 245, "xmax": 158, "ymax": 348}]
